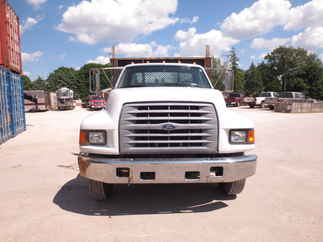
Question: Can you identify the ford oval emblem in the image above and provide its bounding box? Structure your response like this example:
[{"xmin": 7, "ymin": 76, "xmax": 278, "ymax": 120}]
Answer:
[{"xmin": 162, "ymin": 123, "xmax": 176, "ymax": 130}]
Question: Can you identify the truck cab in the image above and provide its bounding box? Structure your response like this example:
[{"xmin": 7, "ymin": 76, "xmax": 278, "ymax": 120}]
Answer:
[
  {"xmin": 56, "ymin": 87, "xmax": 74, "ymax": 110},
  {"xmin": 244, "ymin": 92, "xmax": 278, "ymax": 108},
  {"xmin": 78, "ymin": 63, "xmax": 257, "ymax": 200}
]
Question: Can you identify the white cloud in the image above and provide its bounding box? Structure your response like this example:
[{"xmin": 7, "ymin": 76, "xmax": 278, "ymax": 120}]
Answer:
[
  {"xmin": 247, "ymin": 0, "xmax": 323, "ymax": 53},
  {"xmin": 175, "ymin": 27, "xmax": 239, "ymax": 56},
  {"xmin": 58, "ymin": 0, "xmax": 178, "ymax": 44},
  {"xmin": 290, "ymin": 27, "xmax": 323, "ymax": 50},
  {"xmin": 87, "ymin": 56, "xmax": 110, "ymax": 65},
  {"xmin": 250, "ymin": 56, "xmax": 256, "ymax": 61},
  {"xmin": 221, "ymin": 0, "xmax": 291, "ymax": 39},
  {"xmin": 251, "ymin": 38, "xmax": 290, "ymax": 50},
  {"xmin": 251, "ymin": 27, "xmax": 323, "ymax": 51},
  {"xmin": 192, "ymin": 16, "xmax": 199, "ymax": 23},
  {"xmin": 220, "ymin": 0, "xmax": 323, "ymax": 42},
  {"xmin": 284, "ymin": 0, "xmax": 323, "ymax": 31},
  {"xmin": 319, "ymin": 54, "xmax": 323, "ymax": 62},
  {"xmin": 22, "ymin": 51, "xmax": 43, "ymax": 63},
  {"xmin": 104, "ymin": 42, "xmax": 171, "ymax": 57},
  {"xmin": 179, "ymin": 16, "xmax": 199, "ymax": 24},
  {"xmin": 26, "ymin": 0, "xmax": 47, "ymax": 7},
  {"xmin": 21, "ymin": 17, "xmax": 39, "ymax": 34},
  {"xmin": 259, "ymin": 53, "xmax": 268, "ymax": 59}
]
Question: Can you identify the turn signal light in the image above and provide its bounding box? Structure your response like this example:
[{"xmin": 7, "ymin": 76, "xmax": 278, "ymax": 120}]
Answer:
[
  {"xmin": 229, "ymin": 129, "xmax": 255, "ymax": 144},
  {"xmin": 248, "ymin": 130, "xmax": 255, "ymax": 144},
  {"xmin": 79, "ymin": 130, "xmax": 88, "ymax": 145}
]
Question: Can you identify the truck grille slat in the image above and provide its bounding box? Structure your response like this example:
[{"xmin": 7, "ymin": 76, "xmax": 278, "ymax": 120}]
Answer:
[
  {"xmin": 119, "ymin": 102, "xmax": 218, "ymax": 155},
  {"xmin": 128, "ymin": 110, "xmax": 212, "ymax": 114},
  {"xmin": 129, "ymin": 140, "xmax": 212, "ymax": 144},
  {"xmin": 125, "ymin": 124, "xmax": 214, "ymax": 130},
  {"xmin": 127, "ymin": 133, "xmax": 211, "ymax": 137},
  {"xmin": 125, "ymin": 117, "xmax": 213, "ymax": 121}
]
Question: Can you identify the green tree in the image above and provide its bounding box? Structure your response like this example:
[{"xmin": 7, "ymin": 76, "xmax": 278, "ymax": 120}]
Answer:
[
  {"xmin": 31, "ymin": 76, "xmax": 47, "ymax": 90},
  {"xmin": 261, "ymin": 46, "xmax": 323, "ymax": 99},
  {"xmin": 264, "ymin": 47, "xmax": 309, "ymax": 91},
  {"xmin": 76, "ymin": 63, "xmax": 111, "ymax": 101},
  {"xmin": 229, "ymin": 48, "xmax": 244, "ymax": 92},
  {"xmin": 244, "ymin": 62, "xmax": 263, "ymax": 96},
  {"xmin": 302, "ymin": 54, "xmax": 323, "ymax": 99},
  {"xmin": 22, "ymin": 75, "xmax": 32, "ymax": 90},
  {"xmin": 46, "ymin": 67, "xmax": 79, "ymax": 97},
  {"xmin": 257, "ymin": 62, "xmax": 281, "ymax": 92},
  {"xmin": 234, "ymin": 68, "xmax": 245, "ymax": 93}
]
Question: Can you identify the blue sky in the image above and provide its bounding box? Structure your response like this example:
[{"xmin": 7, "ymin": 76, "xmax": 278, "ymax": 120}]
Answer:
[{"xmin": 9, "ymin": 0, "xmax": 323, "ymax": 80}]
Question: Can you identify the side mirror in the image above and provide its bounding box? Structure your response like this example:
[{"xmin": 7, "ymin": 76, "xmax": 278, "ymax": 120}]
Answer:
[{"xmin": 89, "ymin": 70, "xmax": 101, "ymax": 94}]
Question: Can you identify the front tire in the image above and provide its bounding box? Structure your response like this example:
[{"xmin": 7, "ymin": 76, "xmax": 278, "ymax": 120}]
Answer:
[
  {"xmin": 221, "ymin": 179, "xmax": 246, "ymax": 195},
  {"xmin": 88, "ymin": 179, "xmax": 114, "ymax": 201}
]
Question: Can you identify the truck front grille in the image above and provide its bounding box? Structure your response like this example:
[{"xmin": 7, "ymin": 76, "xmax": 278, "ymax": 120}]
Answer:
[{"xmin": 119, "ymin": 102, "xmax": 218, "ymax": 155}]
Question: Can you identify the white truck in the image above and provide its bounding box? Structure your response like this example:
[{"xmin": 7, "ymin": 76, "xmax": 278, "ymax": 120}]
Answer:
[
  {"xmin": 56, "ymin": 87, "xmax": 74, "ymax": 110},
  {"xmin": 244, "ymin": 92, "xmax": 278, "ymax": 108},
  {"xmin": 77, "ymin": 63, "xmax": 257, "ymax": 200}
]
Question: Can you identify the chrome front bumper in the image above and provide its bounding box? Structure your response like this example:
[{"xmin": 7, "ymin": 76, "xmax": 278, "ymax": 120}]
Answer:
[{"xmin": 77, "ymin": 154, "xmax": 257, "ymax": 184}]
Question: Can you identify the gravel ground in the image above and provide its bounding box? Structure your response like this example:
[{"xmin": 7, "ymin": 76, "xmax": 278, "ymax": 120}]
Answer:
[{"xmin": 0, "ymin": 107, "xmax": 323, "ymax": 242}]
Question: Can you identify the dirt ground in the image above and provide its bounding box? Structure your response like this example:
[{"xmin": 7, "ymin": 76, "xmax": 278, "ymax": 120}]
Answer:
[{"xmin": 1, "ymin": 107, "xmax": 323, "ymax": 242}]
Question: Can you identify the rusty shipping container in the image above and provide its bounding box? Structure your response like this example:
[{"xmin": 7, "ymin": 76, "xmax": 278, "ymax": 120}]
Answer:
[{"xmin": 0, "ymin": 0, "xmax": 22, "ymax": 73}]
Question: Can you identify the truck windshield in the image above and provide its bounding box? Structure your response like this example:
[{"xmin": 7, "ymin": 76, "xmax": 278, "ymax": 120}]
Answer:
[{"xmin": 117, "ymin": 65, "xmax": 212, "ymax": 88}]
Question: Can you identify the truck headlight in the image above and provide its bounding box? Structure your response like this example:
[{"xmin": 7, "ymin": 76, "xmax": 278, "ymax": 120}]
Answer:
[
  {"xmin": 79, "ymin": 130, "xmax": 106, "ymax": 145},
  {"xmin": 229, "ymin": 129, "xmax": 255, "ymax": 144},
  {"xmin": 89, "ymin": 131, "xmax": 106, "ymax": 145}
]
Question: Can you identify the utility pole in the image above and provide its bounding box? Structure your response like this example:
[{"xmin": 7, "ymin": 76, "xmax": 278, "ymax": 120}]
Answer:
[{"xmin": 279, "ymin": 67, "xmax": 299, "ymax": 91}]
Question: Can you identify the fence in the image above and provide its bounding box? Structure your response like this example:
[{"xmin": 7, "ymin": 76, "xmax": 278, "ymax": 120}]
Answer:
[
  {"xmin": 275, "ymin": 101, "xmax": 323, "ymax": 113},
  {"xmin": 0, "ymin": 66, "xmax": 25, "ymax": 144}
]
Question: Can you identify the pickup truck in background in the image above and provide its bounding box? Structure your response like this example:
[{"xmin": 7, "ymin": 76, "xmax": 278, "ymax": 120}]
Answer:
[
  {"xmin": 77, "ymin": 63, "xmax": 257, "ymax": 200},
  {"xmin": 224, "ymin": 92, "xmax": 244, "ymax": 107},
  {"xmin": 244, "ymin": 92, "xmax": 278, "ymax": 108},
  {"xmin": 264, "ymin": 92, "xmax": 307, "ymax": 110}
]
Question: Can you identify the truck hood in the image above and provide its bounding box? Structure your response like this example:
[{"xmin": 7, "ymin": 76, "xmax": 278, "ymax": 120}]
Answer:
[
  {"xmin": 80, "ymin": 86, "xmax": 255, "ymax": 155},
  {"xmin": 108, "ymin": 87, "xmax": 225, "ymax": 106}
]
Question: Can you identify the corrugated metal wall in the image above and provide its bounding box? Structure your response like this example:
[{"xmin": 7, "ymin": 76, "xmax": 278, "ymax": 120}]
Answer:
[
  {"xmin": 0, "ymin": 0, "xmax": 22, "ymax": 73},
  {"xmin": 0, "ymin": 66, "xmax": 25, "ymax": 144}
]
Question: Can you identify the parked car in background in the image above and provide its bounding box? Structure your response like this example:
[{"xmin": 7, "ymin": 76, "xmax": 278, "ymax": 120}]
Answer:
[
  {"xmin": 224, "ymin": 93, "xmax": 244, "ymax": 107},
  {"xmin": 88, "ymin": 96, "xmax": 106, "ymax": 110},
  {"xmin": 244, "ymin": 92, "xmax": 279, "ymax": 108}
]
